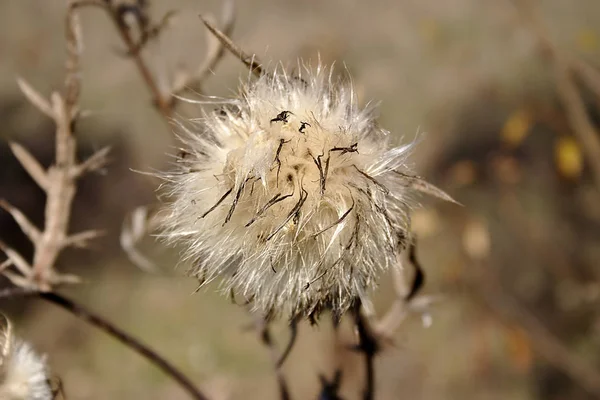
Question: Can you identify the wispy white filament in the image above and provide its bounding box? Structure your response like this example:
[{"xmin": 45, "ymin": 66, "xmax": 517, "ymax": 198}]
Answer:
[
  {"xmin": 161, "ymin": 63, "xmax": 419, "ymax": 320},
  {"xmin": 0, "ymin": 317, "xmax": 52, "ymax": 400}
]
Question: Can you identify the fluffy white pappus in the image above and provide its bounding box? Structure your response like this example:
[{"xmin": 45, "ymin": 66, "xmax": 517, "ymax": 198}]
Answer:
[
  {"xmin": 161, "ymin": 63, "xmax": 421, "ymax": 320},
  {"xmin": 0, "ymin": 317, "xmax": 52, "ymax": 400}
]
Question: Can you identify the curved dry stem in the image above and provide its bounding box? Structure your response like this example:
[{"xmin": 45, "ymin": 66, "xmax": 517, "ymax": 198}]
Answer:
[
  {"xmin": 39, "ymin": 292, "xmax": 210, "ymax": 400},
  {"xmin": 352, "ymin": 302, "xmax": 378, "ymax": 400},
  {"xmin": 276, "ymin": 318, "xmax": 298, "ymax": 368}
]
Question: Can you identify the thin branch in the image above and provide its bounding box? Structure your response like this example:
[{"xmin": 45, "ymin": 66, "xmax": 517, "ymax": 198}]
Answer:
[
  {"xmin": 352, "ymin": 302, "xmax": 378, "ymax": 400},
  {"xmin": 16, "ymin": 78, "xmax": 54, "ymax": 119},
  {"xmin": 0, "ymin": 240, "xmax": 32, "ymax": 277},
  {"xmin": 0, "ymin": 199, "xmax": 41, "ymax": 243},
  {"xmin": 39, "ymin": 292, "xmax": 210, "ymax": 400},
  {"xmin": 104, "ymin": 6, "xmax": 173, "ymax": 117},
  {"xmin": 71, "ymin": 146, "xmax": 111, "ymax": 178},
  {"xmin": 62, "ymin": 229, "xmax": 104, "ymax": 248},
  {"xmin": 275, "ymin": 318, "xmax": 298, "ymax": 368},
  {"xmin": 172, "ymin": 0, "xmax": 236, "ymax": 96},
  {"xmin": 199, "ymin": 15, "xmax": 263, "ymax": 77},
  {"xmin": 255, "ymin": 318, "xmax": 291, "ymax": 400},
  {"xmin": 8, "ymin": 141, "xmax": 49, "ymax": 191},
  {"xmin": 0, "ymin": 286, "xmax": 35, "ymax": 300}
]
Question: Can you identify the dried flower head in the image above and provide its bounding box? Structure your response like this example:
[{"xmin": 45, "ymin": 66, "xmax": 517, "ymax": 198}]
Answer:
[
  {"xmin": 0, "ymin": 315, "xmax": 52, "ymax": 400},
  {"xmin": 161, "ymin": 63, "xmax": 447, "ymax": 320}
]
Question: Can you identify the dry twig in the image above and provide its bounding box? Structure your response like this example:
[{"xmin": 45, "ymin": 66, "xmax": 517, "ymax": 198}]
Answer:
[
  {"xmin": 0, "ymin": 3, "xmax": 211, "ymax": 399},
  {"xmin": 0, "ymin": 0, "xmax": 108, "ymax": 291},
  {"xmin": 41, "ymin": 292, "xmax": 209, "ymax": 400},
  {"xmin": 255, "ymin": 317, "xmax": 292, "ymax": 400},
  {"xmin": 352, "ymin": 301, "xmax": 378, "ymax": 400},
  {"xmin": 82, "ymin": 0, "xmax": 237, "ymax": 119}
]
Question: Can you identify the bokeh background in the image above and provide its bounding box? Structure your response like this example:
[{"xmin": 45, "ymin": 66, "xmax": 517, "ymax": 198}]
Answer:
[{"xmin": 1, "ymin": 0, "xmax": 600, "ymax": 399}]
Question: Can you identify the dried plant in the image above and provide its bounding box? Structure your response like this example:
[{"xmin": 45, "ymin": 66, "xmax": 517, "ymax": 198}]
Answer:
[
  {"xmin": 160, "ymin": 62, "xmax": 448, "ymax": 321},
  {"xmin": 0, "ymin": 1, "xmax": 452, "ymax": 399},
  {"xmin": 0, "ymin": 315, "xmax": 52, "ymax": 400}
]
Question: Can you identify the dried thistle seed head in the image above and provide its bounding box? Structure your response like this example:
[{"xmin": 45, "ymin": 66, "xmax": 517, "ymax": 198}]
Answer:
[
  {"xmin": 0, "ymin": 316, "xmax": 52, "ymax": 400},
  {"xmin": 161, "ymin": 63, "xmax": 420, "ymax": 320}
]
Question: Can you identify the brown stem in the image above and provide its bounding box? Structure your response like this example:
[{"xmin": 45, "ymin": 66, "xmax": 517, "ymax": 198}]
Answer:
[
  {"xmin": 104, "ymin": 9, "xmax": 173, "ymax": 118},
  {"xmin": 352, "ymin": 302, "xmax": 377, "ymax": 400},
  {"xmin": 256, "ymin": 318, "xmax": 291, "ymax": 400},
  {"xmin": 0, "ymin": 286, "xmax": 36, "ymax": 299},
  {"xmin": 276, "ymin": 318, "xmax": 298, "ymax": 368},
  {"xmin": 39, "ymin": 291, "xmax": 209, "ymax": 400}
]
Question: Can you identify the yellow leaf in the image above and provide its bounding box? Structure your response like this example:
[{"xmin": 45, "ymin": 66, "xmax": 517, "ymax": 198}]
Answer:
[
  {"xmin": 501, "ymin": 110, "xmax": 531, "ymax": 148},
  {"xmin": 555, "ymin": 136, "xmax": 583, "ymax": 179}
]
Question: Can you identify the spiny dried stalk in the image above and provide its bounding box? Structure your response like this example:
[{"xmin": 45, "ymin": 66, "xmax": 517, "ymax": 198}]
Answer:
[
  {"xmin": 0, "ymin": 0, "xmax": 108, "ymax": 291},
  {"xmin": 1, "ymin": 3, "xmax": 213, "ymax": 398}
]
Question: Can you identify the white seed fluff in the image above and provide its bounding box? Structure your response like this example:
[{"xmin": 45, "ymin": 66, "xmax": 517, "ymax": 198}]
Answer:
[
  {"xmin": 0, "ymin": 323, "xmax": 52, "ymax": 400},
  {"xmin": 162, "ymin": 64, "xmax": 419, "ymax": 320}
]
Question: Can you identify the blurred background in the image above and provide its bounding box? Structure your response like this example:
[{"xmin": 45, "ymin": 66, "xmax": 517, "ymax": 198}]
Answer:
[{"xmin": 1, "ymin": 0, "xmax": 600, "ymax": 399}]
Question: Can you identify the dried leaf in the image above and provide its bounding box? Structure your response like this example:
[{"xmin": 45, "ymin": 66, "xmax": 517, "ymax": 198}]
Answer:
[
  {"xmin": 396, "ymin": 172, "xmax": 460, "ymax": 204},
  {"xmin": 120, "ymin": 206, "xmax": 160, "ymax": 273}
]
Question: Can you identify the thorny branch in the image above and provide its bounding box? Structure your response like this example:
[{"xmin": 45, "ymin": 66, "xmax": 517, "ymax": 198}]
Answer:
[
  {"xmin": 0, "ymin": 0, "xmax": 108, "ymax": 291},
  {"xmin": 0, "ymin": 2, "xmax": 211, "ymax": 399}
]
